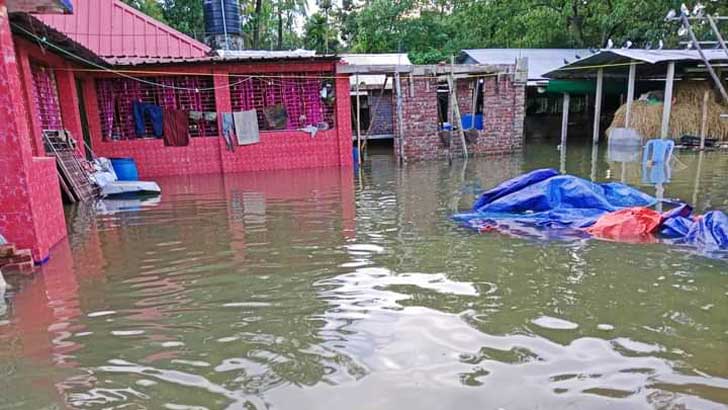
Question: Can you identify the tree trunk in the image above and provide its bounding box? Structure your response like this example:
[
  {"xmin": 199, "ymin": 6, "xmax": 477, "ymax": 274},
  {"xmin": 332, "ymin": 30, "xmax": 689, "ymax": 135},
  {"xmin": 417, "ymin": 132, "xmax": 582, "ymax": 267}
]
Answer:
[
  {"xmin": 277, "ymin": 5, "xmax": 283, "ymax": 49},
  {"xmin": 253, "ymin": 0, "xmax": 263, "ymax": 49}
]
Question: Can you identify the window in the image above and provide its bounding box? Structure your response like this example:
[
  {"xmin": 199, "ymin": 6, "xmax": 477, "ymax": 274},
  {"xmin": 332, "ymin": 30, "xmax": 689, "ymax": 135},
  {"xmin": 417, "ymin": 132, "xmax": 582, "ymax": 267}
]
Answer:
[
  {"xmin": 229, "ymin": 73, "xmax": 336, "ymax": 131},
  {"xmin": 96, "ymin": 76, "xmax": 218, "ymax": 141},
  {"xmin": 30, "ymin": 63, "xmax": 63, "ymax": 131}
]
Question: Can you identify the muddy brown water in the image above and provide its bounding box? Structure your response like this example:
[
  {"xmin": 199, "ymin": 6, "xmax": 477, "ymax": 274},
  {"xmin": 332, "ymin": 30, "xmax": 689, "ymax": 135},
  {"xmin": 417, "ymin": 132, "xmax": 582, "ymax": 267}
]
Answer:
[{"xmin": 0, "ymin": 140, "xmax": 726, "ymax": 409}]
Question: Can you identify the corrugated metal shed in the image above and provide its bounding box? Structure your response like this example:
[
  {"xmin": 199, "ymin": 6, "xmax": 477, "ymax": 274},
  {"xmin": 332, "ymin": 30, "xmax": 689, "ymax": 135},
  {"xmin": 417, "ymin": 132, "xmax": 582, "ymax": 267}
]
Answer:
[
  {"xmin": 459, "ymin": 48, "xmax": 591, "ymax": 84},
  {"xmin": 341, "ymin": 53, "xmax": 411, "ymax": 89},
  {"xmin": 37, "ymin": 0, "xmax": 210, "ymax": 65},
  {"xmin": 544, "ymin": 49, "xmax": 728, "ymax": 79}
]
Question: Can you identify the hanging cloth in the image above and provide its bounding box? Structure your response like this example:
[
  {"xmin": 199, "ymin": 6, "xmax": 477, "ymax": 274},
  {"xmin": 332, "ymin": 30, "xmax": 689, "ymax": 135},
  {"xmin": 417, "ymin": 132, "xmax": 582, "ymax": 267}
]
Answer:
[
  {"xmin": 233, "ymin": 110, "xmax": 260, "ymax": 146},
  {"xmin": 162, "ymin": 109, "xmax": 190, "ymax": 147},
  {"xmin": 133, "ymin": 101, "xmax": 164, "ymax": 138},
  {"xmin": 220, "ymin": 112, "xmax": 236, "ymax": 152}
]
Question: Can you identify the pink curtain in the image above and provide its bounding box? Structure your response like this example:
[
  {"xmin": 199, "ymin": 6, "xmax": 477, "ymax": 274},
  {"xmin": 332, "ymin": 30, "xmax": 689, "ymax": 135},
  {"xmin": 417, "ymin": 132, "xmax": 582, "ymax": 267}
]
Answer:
[
  {"xmin": 158, "ymin": 77, "xmax": 177, "ymax": 109},
  {"xmin": 232, "ymin": 78, "xmax": 254, "ymax": 111},
  {"xmin": 30, "ymin": 65, "xmax": 63, "ymax": 130},
  {"xmin": 96, "ymin": 79, "xmax": 116, "ymax": 141},
  {"xmin": 118, "ymin": 79, "xmax": 143, "ymax": 140},
  {"xmin": 303, "ymin": 78, "xmax": 324, "ymax": 127},
  {"xmin": 281, "ymin": 77, "xmax": 304, "ymax": 129}
]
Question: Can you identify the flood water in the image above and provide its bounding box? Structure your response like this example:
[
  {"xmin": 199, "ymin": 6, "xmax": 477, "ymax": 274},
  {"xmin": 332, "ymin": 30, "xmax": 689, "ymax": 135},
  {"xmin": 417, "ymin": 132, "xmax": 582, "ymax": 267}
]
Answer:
[{"xmin": 1, "ymin": 140, "xmax": 727, "ymax": 410}]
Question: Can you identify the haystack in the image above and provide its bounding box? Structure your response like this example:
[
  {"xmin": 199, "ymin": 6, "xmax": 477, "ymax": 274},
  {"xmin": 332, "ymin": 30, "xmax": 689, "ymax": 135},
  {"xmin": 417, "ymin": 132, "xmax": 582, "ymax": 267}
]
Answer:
[{"xmin": 607, "ymin": 81, "xmax": 728, "ymax": 141}]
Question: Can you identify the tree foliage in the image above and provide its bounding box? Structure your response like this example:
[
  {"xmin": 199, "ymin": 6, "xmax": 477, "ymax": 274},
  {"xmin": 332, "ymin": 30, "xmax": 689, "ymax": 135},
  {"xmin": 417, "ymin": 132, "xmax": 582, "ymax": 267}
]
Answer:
[{"xmin": 122, "ymin": 0, "xmax": 728, "ymax": 61}]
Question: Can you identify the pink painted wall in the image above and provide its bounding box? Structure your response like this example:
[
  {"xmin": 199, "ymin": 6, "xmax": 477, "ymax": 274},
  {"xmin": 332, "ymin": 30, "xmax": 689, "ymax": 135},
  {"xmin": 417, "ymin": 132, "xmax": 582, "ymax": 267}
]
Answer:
[
  {"xmin": 0, "ymin": 3, "xmax": 67, "ymax": 262},
  {"xmin": 82, "ymin": 61, "xmax": 354, "ymax": 177}
]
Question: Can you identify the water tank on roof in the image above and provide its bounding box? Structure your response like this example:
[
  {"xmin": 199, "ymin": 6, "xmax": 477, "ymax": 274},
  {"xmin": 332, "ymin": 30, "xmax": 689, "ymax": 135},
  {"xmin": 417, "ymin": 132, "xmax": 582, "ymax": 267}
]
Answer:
[{"xmin": 203, "ymin": 0, "xmax": 243, "ymax": 50}]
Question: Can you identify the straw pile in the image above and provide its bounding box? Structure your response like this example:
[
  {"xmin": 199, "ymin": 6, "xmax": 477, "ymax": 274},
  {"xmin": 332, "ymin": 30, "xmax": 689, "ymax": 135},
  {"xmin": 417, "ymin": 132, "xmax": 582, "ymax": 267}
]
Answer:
[{"xmin": 607, "ymin": 81, "xmax": 728, "ymax": 141}]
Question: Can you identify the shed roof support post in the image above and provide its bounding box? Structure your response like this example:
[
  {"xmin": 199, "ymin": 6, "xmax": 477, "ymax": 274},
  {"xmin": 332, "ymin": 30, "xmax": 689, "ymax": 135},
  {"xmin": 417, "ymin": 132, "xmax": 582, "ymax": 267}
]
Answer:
[
  {"xmin": 355, "ymin": 73, "xmax": 362, "ymax": 165},
  {"xmin": 660, "ymin": 61, "xmax": 675, "ymax": 139},
  {"xmin": 560, "ymin": 92, "xmax": 570, "ymax": 174},
  {"xmin": 592, "ymin": 68, "xmax": 604, "ymax": 143},
  {"xmin": 625, "ymin": 62, "xmax": 636, "ymax": 128},
  {"xmin": 394, "ymin": 71, "xmax": 405, "ymax": 162}
]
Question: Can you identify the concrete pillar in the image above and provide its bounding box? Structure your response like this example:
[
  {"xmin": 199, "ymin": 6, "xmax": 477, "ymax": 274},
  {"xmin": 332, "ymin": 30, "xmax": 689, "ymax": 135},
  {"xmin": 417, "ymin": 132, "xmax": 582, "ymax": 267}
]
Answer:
[
  {"xmin": 0, "ymin": 3, "xmax": 67, "ymax": 261},
  {"xmin": 592, "ymin": 68, "xmax": 604, "ymax": 143},
  {"xmin": 560, "ymin": 93, "xmax": 570, "ymax": 174},
  {"xmin": 625, "ymin": 62, "xmax": 636, "ymax": 128},
  {"xmin": 660, "ymin": 61, "xmax": 675, "ymax": 139}
]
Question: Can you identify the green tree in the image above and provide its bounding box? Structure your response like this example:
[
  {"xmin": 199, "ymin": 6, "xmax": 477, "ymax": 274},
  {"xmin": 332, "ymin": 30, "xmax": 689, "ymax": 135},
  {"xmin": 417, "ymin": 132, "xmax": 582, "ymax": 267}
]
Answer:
[{"xmin": 304, "ymin": 12, "xmax": 341, "ymax": 54}]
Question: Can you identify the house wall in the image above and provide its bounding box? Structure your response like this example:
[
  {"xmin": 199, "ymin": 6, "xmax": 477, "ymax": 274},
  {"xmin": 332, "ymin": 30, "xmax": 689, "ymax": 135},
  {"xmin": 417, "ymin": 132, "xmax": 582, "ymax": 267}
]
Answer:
[
  {"xmin": 0, "ymin": 8, "xmax": 67, "ymax": 262},
  {"xmin": 393, "ymin": 66, "xmax": 526, "ymax": 161},
  {"xmin": 81, "ymin": 61, "xmax": 353, "ymax": 177}
]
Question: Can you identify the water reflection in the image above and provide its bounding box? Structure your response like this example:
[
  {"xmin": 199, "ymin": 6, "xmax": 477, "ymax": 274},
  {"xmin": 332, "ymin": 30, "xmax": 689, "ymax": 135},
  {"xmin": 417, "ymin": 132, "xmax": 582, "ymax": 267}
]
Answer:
[{"xmin": 0, "ymin": 144, "xmax": 726, "ymax": 410}]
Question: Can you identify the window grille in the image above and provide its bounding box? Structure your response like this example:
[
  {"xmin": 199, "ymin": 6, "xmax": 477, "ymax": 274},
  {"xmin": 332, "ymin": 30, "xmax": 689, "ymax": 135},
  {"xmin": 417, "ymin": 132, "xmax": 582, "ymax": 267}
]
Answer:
[
  {"xmin": 30, "ymin": 63, "xmax": 63, "ymax": 131},
  {"xmin": 229, "ymin": 73, "xmax": 336, "ymax": 131},
  {"xmin": 96, "ymin": 76, "xmax": 218, "ymax": 141}
]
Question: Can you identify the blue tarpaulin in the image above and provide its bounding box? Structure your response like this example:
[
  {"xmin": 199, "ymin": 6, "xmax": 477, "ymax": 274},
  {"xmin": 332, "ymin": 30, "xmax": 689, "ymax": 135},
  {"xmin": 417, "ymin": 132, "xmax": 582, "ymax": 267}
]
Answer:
[
  {"xmin": 455, "ymin": 169, "xmax": 728, "ymax": 257},
  {"xmin": 460, "ymin": 169, "xmax": 655, "ymax": 229}
]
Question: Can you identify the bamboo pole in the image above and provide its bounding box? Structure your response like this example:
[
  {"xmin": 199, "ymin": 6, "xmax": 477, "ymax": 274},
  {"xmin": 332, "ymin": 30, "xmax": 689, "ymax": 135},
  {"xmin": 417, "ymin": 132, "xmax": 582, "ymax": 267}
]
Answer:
[
  {"xmin": 700, "ymin": 90, "xmax": 710, "ymax": 150},
  {"xmin": 660, "ymin": 61, "xmax": 675, "ymax": 139},
  {"xmin": 450, "ymin": 56, "xmax": 468, "ymax": 159}
]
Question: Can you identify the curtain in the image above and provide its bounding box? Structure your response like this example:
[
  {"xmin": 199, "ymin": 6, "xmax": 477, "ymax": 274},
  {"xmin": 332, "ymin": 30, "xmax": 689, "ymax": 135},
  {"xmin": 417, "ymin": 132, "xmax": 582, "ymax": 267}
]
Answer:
[
  {"xmin": 158, "ymin": 77, "xmax": 177, "ymax": 109},
  {"xmin": 118, "ymin": 79, "xmax": 143, "ymax": 139},
  {"xmin": 281, "ymin": 76, "xmax": 304, "ymax": 129},
  {"xmin": 30, "ymin": 65, "xmax": 63, "ymax": 131},
  {"xmin": 232, "ymin": 78, "xmax": 255, "ymax": 111},
  {"xmin": 96, "ymin": 79, "xmax": 116, "ymax": 141},
  {"xmin": 303, "ymin": 78, "xmax": 324, "ymax": 127}
]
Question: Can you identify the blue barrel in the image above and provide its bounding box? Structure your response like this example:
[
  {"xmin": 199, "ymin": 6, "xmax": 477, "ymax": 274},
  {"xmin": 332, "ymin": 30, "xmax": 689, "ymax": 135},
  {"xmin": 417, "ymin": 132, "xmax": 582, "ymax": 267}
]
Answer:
[{"xmin": 110, "ymin": 158, "xmax": 139, "ymax": 181}]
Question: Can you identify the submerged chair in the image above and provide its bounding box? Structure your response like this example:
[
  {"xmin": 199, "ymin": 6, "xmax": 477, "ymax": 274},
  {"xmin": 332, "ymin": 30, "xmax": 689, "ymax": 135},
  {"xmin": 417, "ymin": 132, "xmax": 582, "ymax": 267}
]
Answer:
[{"xmin": 642, "ymin": 139, "xmax": 675, "ymax": 164}]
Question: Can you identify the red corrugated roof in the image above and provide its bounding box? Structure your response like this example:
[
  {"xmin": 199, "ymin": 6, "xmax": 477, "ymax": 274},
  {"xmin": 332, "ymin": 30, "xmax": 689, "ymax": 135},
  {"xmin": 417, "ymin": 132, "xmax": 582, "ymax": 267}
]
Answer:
[{"xmin": 38, "ymin": 0, "xmax": 210, "ymax": 65}]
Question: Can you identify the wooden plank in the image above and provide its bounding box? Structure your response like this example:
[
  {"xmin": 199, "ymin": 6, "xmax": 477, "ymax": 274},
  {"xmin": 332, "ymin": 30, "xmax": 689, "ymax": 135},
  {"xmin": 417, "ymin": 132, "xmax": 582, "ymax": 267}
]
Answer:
[
  {"xmin": 661, "ymin": 61, "xmax": 675, "ymax": 139},
  {"xmin": 449, "ymin": 56, "xmax": 468, "ymax": 159},
  {"xmin": 337, "ymin": 63, "xmax": 499, "ymax": 76}
]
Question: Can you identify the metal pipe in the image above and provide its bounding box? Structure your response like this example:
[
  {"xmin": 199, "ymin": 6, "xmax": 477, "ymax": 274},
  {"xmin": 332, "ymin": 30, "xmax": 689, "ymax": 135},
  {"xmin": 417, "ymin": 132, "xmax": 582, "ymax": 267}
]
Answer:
[
  {"xmin": 625, "ymin": 62, "xmax": 636, "ymax": 128},
  {"xmin": 220, "ymin": 0, "xmax": 230, "ymax": 51}
]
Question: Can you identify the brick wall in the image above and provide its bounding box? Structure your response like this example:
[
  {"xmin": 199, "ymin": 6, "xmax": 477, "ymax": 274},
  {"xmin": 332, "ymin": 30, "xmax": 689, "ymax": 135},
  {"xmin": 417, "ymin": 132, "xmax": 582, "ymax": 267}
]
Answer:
[{"xmin": 393, "ymin": 65, "xmax": 525, "ymax": 162}]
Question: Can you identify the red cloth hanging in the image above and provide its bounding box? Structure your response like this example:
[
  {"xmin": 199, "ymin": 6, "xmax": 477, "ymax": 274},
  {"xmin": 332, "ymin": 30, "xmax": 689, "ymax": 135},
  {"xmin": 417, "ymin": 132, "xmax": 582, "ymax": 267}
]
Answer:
[
  {"xmin": 586, "ymin": 207, "xmax": 662, "ymax": 243},
  {"xmin": 162, "ymin": 109, "xmax": 190, "ymax": 147}
]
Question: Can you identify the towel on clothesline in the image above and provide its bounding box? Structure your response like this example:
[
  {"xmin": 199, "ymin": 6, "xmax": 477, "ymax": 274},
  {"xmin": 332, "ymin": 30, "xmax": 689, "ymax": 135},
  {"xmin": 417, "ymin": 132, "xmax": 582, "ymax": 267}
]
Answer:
[
  {"xmin": 234, "ymin": 110, "xmax": 260, "ymax": 146},
  {"xmin": 163, "ymin": 109, "xmax": 190, "ymax": 147}
]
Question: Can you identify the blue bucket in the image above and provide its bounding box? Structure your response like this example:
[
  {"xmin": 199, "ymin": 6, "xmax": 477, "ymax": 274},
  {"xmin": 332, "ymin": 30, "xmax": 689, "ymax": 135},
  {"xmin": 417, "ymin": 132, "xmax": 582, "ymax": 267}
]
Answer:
[{"xmin": 110, "ymin": 157, "xmax": 139, "ymax": 181}]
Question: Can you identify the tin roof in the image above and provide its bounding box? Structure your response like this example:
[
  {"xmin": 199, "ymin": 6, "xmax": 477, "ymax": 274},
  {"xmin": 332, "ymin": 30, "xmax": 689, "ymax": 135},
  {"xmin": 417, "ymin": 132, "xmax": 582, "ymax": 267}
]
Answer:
[
  {"xmin": 37, "ymin": 0, "xmax": 210, "ymax": 65},
  {"xmin": 341, "ymin": 53, "xmax": 411, "ymax": 89},
  {"xmin": 544, "ymin": 49, "xmax": 728, "ymax": 79},
  {"xmin": 459, "ymin": 48, "xmax": 591, "ymax": 83}
]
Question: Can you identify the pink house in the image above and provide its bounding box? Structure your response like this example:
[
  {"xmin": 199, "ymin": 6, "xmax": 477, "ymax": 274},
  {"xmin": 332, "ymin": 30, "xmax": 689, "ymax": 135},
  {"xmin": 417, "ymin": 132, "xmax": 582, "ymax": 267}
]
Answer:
[{"xmin": 0, "ymin": 0, "xmax": 353, "ymax": 263}]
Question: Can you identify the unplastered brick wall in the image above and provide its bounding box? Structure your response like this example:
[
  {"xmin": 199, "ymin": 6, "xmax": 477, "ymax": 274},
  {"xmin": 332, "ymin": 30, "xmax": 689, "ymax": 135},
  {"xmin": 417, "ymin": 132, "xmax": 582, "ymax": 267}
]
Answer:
[{"xmin": 393, "ymin": 64, "xmax": 525, "ymax": 162}]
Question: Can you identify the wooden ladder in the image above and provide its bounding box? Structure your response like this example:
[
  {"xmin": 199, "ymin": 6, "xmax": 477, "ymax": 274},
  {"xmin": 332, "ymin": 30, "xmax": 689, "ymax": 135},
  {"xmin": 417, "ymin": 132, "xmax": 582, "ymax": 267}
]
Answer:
[{"xmin": 43, "ymin": 131, "xmax": 99, "ymax": 202}]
